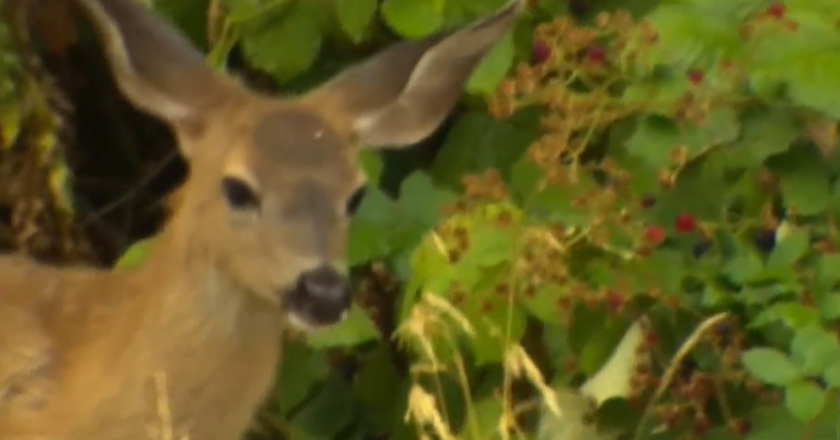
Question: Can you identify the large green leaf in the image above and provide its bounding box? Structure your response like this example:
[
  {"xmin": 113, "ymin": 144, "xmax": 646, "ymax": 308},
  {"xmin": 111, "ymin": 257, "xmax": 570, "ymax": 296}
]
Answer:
[
  {"xmin": 784, "ymin": 379, "xmax": 826, "ymax": 422},
  {"xmin": 625, "ymin": 115, "xmax": 680, "ymax": 168},
  {"xmin": 748, "ymin": 17, "xmax": 840, "ymax": 117},
  {"xmin": 114, "ymin": 238, "xmax": 155, "ymax": 270},
  {"xmin": 353, "ymin": 345, "xmax": 404, "ymax": 431},
  {"xmin": 431, "ymin": 111, "xmax": 536, "ymax": 190},
  {"xmin": 152, "ymin": 0, "xmax": 209, "ymax": 51},
  {"xmin": 745, "ymin": 396, "xmax": 837, "ymax": 440},
  {"xmin": 767, "ymin": 146, "xmax": 833, "ymax": 216},
  {"xmin": 290, "ymin": 374, "xmax": 356, "ymax": 438},
  {"xmin": 274, "ymin": 341, "xmax": 330, "ymax": 412},
  {"xmin": 239, "ymin": 1, "xmax": 326, "ymax": 82},
  {"xmin": 789, "ymin": 324, "xmax": 840, "ymax": 377},
  {"xmin": 306, "ymin": 304, "xmax": 380, "ymax": 348},
  {"xmin": 578, "ymin": 314, "xmax": 633, "ymax": 377},
  {"xmin": 465, "ymin": 31, "xmax": 515, "ymax": 96},
  {"xmin": 335, "ymin": 0, "xmax": 378, "ymax": 42},
  {"xmin": 719, "ymin": 106, "xmax": 798, "ymax": 168},
  {"xmin": 766, "ymin": 227, "xmax": 810, "ymax": 270},
  {"xmin": 381, "ymin": 0, "xmax": 445, "ymax": 38},
  {"xmin": 641, "ymin": 3, "xmax": 745, "ymax": 71},
  {"xmin": 741, "ymin": 347, "xmax": 802, "ymax": 386}
]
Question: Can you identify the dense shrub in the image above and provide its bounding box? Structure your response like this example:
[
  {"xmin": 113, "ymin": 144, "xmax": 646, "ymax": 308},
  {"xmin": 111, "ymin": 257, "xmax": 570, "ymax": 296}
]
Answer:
[{"xmin": 5, "ymin": 0, "xmax": 840, "ymax": 439}]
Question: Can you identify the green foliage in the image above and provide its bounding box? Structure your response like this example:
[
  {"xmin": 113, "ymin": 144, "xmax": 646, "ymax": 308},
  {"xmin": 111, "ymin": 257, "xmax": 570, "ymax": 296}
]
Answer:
[
  {"xmin": 96, "ymin": 0, "xmax": 840, "ymax": 438},
  {"xmin": 0, "ymin": 20, "xmax": 22, "ymax": 149}
]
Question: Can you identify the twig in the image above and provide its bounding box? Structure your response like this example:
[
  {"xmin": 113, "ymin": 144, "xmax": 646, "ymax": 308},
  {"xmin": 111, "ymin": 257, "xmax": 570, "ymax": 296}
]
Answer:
[
  {"xmin": 83, "ymin": 150, "xmax": 178, "ymax": 224},
  {"xmin": 631, "ymin": 312, "xmax": 730, "ymax": 440}
]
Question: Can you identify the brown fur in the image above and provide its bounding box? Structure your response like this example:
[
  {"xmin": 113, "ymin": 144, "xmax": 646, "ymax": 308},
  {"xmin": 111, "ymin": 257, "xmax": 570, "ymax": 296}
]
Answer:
[{"xmin": 0, "ymin": 0, "xmax": 524, "ymax": 438}]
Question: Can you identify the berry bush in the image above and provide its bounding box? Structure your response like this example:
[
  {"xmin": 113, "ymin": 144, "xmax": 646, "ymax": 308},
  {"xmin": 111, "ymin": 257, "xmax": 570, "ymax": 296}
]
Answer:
[{"xmin": 6, "ymin": 0, "xmax": 840, "ymax": 439}]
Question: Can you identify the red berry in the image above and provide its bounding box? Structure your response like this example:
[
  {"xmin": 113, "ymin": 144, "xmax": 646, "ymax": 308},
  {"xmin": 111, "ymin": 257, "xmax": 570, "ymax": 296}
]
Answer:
[
  {"xmin": 766, "ymin": 2, "xmax": 785, "ymax": 18},
  {"xmin": 727, "ymin": 418, "xmax": 752, "ymax": 436},
  {"xmin": 531, "ymin": 41, "xmax": 551, "ymax": 64},
  {"xmin": 586, "ymin": 46, "xmax": 606, "ymax": 63},
  {"xmin": 645, "ymin": 331, "xmax": 660, "ymax": 346},
  {"xmin": 644, "ymin": 226, "xmax": 666, "ymax": 246},
  {"xmin": 674, "ymin": 213, "xmax": 696, "ymax": 233},
  {"xmin": 687, "ymin": 70, "xmax": 704, "ymax": 84},
  {"xmin": 605, "ymin": 291, "xmax": 624, "ymax": 313},
  {"xmin": 693, "ymin": 416, "xmax": 711, "ymax": 435}
]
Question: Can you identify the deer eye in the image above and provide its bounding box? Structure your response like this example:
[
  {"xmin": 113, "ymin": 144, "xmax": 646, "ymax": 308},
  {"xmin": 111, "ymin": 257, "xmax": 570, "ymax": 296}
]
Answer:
[
  {"xmin": 345, "ymin": 186, "xmax": 367, "ymax": 216},
  {"xmin": 221, "ymin": 176, "xmax": 260, "ymax": 210}
]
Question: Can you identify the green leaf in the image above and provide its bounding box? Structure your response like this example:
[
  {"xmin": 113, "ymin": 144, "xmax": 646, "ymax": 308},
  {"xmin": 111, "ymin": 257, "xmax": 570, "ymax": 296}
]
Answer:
[
  {"xmin": 784, "ymin": 379, "xmax": 826, "ymax": 422},
  {"xmin": 767, "ymin": 136, "xmax": 833, "ymax": 216},
  {"xmin": 357, "ymin": 149, "xmax": 384, "ymax": 186},
  {"xmin": 458, "ymin": 223, "xmax": 520, "ymax": 272},
  {"xmin": 815, "ymin": 254, "xmax": 840, "ymax": 292},
  {"xmin": 578, "ymin": 315, "xmax": 633, "ymax": 377},
  {"xmin": 432, "ymin": 111, "xmax": 536, "ymax": 190},
  {"xmin": 745, "ymin": 397, "xmax": 838, "ymax": 440},
  {"xmin": 649, "ymin": 155, "xmax": 728, "ymax": 223},
  {"xmin": 275, "ymin": 341, "xmax": 330, "ymax": 412},
  {"xmin": 822, "ymin": 357, "xmax": 840, "ymax": 388},
  {"xmin": 290, "ymin": 374, "xmax": 355, "ymax": 438},
  {"xmin": 114, "ymin": 238, "xmax": 155, "ymax": 270},
  {"xmin": 353, "ymin": 345, "xmax": 404, "ymax": 431},
  {"xmin": 568, "ymin": 303, "xmax": 609, "ymax": 356},
  {"xmin": 750, "ymin": 51, "xmax": 840, "ymax": 119},
  {"xmin": 816, "ymin": 292, "xmax": 840, "ymax": 320},
  {"xmin": 789, "ymin": 324, "xmax": 840, "ymax": 377},
  {"xmin": 465, "ymin": 31, "xmax": 515, "ymax": 96},
  {"xmin": 682, "ymin": 107, "xmax": 741, "ymax": 153},
  {"xmin": 642, "ymin": 3, "xmax": 745, "ymax": 71},
  {"xmin": 520, "ymin": 284, "xmax": 567, "ymax": 325},
  {"xmin": 543, "ymin": 323, "xmax": 575, "ymax": 378},
  {"xmin": 460, "ymin": 294, "xmax": 527, "ymax": 366},
  {"xmin": 381, "ymin": 0, "xmax": 444, "ymax": 38},
  {"xmin": 724, "ymin": 252, "xmax": 763, "ymax": 285},
  {"xmin": 397, "ymin": 171, "xmax": 458, "ymax": 228},
  {"xmin": 749, "ymin": 302, "xmax": 820, "ymax": 330},
  {"xmin": 741, "ymin": 348, "xmax": 802, "ymax": 386},
  {"xmin": 153, "ymin": 0, "xmax": 209, "ymax": 51},
  {"xmin": 766, "ymin": 227, "xmax": 810, "ymax": 270},
  {"xmin": 625, "ymin": 115, "xmax": 680, "ymax": 168},
  {"xmin": 346, "ymin": 175, "xmax": 451, "ymax": 265},
  {"xmin": 460, "ymin": 397, "xmax": 504, "ymax": 440},
  {"xmin": 335, "ymin": 0, "xmax": 378, "ymax": 42},
  {"xmin": 306, "ymin": 304, "xmax": 380, "ymax": 349},
  {"xmin": 720, "ymin": 105, "xmax": 797, "ymax": 167},
  {"xmin": 240, "ymin": 1, "xmax": 325, "ymax": 82},
  {"xmin": 346, "ymin": 188, "xmax": 401, "ymax": 264}
]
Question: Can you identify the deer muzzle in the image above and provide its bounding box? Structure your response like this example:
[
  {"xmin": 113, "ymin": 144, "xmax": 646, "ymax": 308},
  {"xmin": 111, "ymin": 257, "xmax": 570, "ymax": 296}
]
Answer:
[{"xmin": 284, "ymin": 265, "xmax": 352, "ymax": 330}]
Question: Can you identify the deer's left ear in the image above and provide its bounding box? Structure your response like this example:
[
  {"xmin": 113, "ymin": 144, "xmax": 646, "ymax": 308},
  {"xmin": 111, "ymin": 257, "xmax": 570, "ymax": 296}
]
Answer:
[
  {"xmin": 304, "ymin": 0, "xmax": 525, "ymax": 149},
  {"xmin": 74, "ymin": 0, "xmax": 243, "ymax": 132}
]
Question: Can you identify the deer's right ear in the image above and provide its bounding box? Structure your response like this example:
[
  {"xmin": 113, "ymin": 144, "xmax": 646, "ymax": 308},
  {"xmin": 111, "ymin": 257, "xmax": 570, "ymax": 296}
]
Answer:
[
  {"xmin": 304, "ymin": 0, "xmax": 525, "ymax": 149},
  {"xmin": 75, "ymin": 0, "xmax": 239, "ymax": 152}
]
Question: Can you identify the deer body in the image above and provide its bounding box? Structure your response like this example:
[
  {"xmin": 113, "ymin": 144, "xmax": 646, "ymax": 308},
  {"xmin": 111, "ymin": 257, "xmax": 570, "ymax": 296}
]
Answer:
[
  {"xmin": 0, "ymin": 0, "xmax": 524, "ymax": 438},
  {"xmin": 0, "ymin": 219, "xmax": 282, "ymax": 439}
]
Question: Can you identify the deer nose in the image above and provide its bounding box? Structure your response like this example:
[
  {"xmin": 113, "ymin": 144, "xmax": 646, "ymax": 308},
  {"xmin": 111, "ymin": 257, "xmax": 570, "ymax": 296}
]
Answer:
[
  {"xmin": 287, "ymin": 265, "xmax": 352, "ymax": 328},
  {"xmin": 300, "ymin": 265, "xmax": 350, "ymax": 303}
]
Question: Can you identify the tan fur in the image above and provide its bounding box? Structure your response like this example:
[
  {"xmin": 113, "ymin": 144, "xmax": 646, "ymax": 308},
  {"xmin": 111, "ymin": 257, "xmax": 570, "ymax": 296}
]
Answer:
[{"xmin": 0, "ymin": 0, "xmax": 524, "ymax": 439}]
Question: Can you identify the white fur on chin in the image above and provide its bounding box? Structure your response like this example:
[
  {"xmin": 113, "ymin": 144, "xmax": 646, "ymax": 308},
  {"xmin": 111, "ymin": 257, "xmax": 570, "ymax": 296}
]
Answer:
[{"xmin": 286, "ymin": 309, "xmax": 350, "ymax": 333}]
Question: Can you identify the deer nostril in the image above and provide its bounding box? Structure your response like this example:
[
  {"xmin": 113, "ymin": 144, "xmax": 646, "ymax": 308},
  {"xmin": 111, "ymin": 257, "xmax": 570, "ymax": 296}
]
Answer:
[{"xmin": 286, "ymin": 265, "xmax": 352, "ymax": 328}]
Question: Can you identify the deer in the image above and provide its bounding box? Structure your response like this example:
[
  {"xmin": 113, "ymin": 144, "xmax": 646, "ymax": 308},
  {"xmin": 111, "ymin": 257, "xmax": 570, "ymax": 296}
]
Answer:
[{"xmin": 0, "ymin": 0, "xmax": 524, "ymax": 438}]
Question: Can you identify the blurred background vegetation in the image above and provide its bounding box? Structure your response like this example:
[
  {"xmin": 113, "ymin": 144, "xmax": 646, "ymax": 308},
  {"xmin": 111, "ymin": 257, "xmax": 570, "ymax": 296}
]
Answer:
[{"xmin": 2, "ymin": 0, "xmax": 840, "ymax": 439}]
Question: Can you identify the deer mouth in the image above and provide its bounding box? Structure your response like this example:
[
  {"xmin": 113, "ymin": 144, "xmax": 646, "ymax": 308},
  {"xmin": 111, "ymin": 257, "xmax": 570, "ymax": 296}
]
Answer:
[
  {"xmin": 286, "ymin": 308, "xmax": 350, "ymax": 332},
  {"xmin": 282, "ymin": 268, "xmax": 353, "ymax": 331}
]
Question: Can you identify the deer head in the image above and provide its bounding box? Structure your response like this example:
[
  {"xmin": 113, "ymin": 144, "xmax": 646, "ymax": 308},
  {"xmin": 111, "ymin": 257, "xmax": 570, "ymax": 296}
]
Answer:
[{"xmin": 74, "ymin": 0, "xmax": 524, "ymax": 331}]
